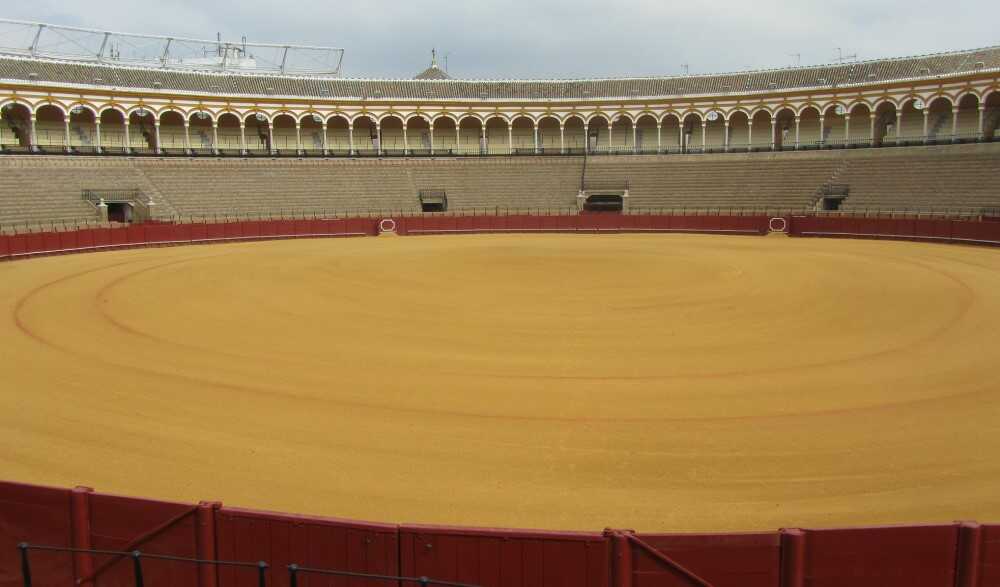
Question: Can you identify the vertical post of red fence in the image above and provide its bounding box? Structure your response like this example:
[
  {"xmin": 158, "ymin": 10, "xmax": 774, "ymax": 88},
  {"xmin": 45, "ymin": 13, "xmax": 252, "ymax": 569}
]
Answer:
[
  {"xmin": 196, "ymin": 501, "xmax": 221, "ymax": 587},
  {"xmin": 956, "ymin": 522, "xmax": 983, "ymax": 587},
  {"xmin": 780, "ymin": 528, "xmax": 806, "ymax": 587},
  {"xmin": 71, "ymin": 486, "xmax": 94, "ymax": 586},
  {"xmin": 604, "ymin": 530, "xmax": 632, "ymax": 587}
]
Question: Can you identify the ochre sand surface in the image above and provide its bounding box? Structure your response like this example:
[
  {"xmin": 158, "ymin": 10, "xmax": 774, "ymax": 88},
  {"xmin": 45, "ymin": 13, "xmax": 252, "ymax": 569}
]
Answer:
[{"xmin": 2, "ymin": 234, "xmax": 1000, "ymax": 532}]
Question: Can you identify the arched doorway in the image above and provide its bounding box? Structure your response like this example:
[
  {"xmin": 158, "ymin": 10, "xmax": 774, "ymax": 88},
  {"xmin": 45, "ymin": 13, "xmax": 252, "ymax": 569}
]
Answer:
[
  {"xmin": 68, "ymin": 105, "xmax": 98, "ymax": 153},
  {"xmin": 432, "ymin": 116, "xmax": 458, "ymax": 154},
  {"xmin": 680, "ymin": 113, "xmax": 702, "ymax": 153},
  {"xmin": 537, "ymin": 116, "xmax": 560, "ymax": 154},
  {"xmin": 159, "ymin": 110, "xmax": 187, "ymax": 154},
  {"xmin": 353, "ymin": 115, "xmax": 377, "ymax": 156},
  {"xmin": 379, "ymin": 115, "xmax": 405, "ymax": 155},
  {"xmin": 510, "ymin": 116, "xmax": 534, "ymax": 154},
  {"xmin": 99, "ymin": 109, "xmax": 127, "ymax": 154},
  {"xmin": 588, "ymin": 115, "xmax": 610, "ymax": 153},
  {"xmin": 660, "ymin": 114, "xmax": 682, "ymax": 153},
  {"xmin": 955, "ymin": 93, "xmax": 980, "ymax": 143},
  {"xmin": 984, "ymin": 91, "xmax": 1000, "ymax": 141},
  {"xmin": 0, "ymin": 102, "xmax": 32, "ymax": 150},
  {"xmin": 925, "ymin": 97, "xmax": 953, "ymax": 143},
  {"xmin": 727, "ymin": 111, "xmax": 750, "ymax": 151},
  {"xmin": 216, "ymin": 112, "xmax": 241, "ymax": 154},
  {"xmin": 326, "ymin": 115, "xmax": 350, "ymax": 155},
  {"xmin": 407, "ymin": 115, "xmax": 432, "ymax": 155},
  {"xmin": 846, "ymin": 103, "xmax": 872, "ymax": 146},
  {"xmin": 484, "ymin": 116, "xmax": 509, "ymax": 155},
  {"xmin": 34, "ymin": 104, "xmax": 66, "ymax": 152},
  {"xmin": 872, "ymin": 101, "xmax": 897, "ymax": 147},
  {"xmin": 563, "ymin": 115, "xmax": 586, "ymax": 154},
  {"xmin": 188, "ymin": 110, "xmax": 215, "ymax": 154},
  {"xmin": 128, "ymin": 108, "xmax": 157, "ymax": 152},
  {"xmin": 299, "ymin": 113, "xmax": 324, "ymax": 155}
]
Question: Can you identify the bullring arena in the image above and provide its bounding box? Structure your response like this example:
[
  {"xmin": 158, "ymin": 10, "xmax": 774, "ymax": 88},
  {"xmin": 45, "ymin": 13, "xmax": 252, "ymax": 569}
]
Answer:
[
  {"xmin": 2, "ymin": 18, "xmax": 1000, "ymax": 587},
  {"xmin": 4, "ymin": 233, "xmax": 1000, "ymax": 534}
]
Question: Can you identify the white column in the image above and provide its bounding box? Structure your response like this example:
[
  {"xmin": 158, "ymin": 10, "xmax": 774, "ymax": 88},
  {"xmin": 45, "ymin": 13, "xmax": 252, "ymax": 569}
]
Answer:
[
  {"xmin": 507, "ymin": 124, "xmax": 513, "ymax": 154},
  {"xmin": 978, "ymin": 106, "xmax": 986, "ymax": 140},
  {"xmin": 818, "ymin": 116, "xmax": 825, "ymax": 146},
  {"xmin": 64, "ymin": 117, "xmax": 71, "ymax": 153},
  {"xmin": 723, "ymin": 121, "xmax": 730, "ymax": 152},
  {"xmin": 631, "ymin": 122, "xmax": 637, "ymax": 153},
  {"xmin": 212, "ymin": 122, "xmax": 219, "ymax": 155},
  {"xmin": 348, "ymin": 122, "xmax": 355, "ymax": 155},
  {"xmin": 584, "ymin": 122, "xmax": 589, "ymax": 153},
  {"xmin": 951, "ymin": 107, "xmax": 958, "ymax": 142},
  {"xmin": 154, "ymin": 121, "xmax": 161, "ymax": 154},
  {"xmin": 844, "ymin": 115, "xmax": 850, "ymax": 146},
  {"xmin": 94, "ymin": 120, "xmax": 102, "ymax": 154},
  {"xmin": 922, "ymin": 110, "xmax": 929, "ymax": 143},
  {"xmin": 239, "ymin": 123, "xmax": 247, "ymax": 155},
  {"xmin": 481, "ymin": 124, "xmax": 487, "ymax": 154},
  {"xmin": 793, "ymin": 116, "xmax": 800, "ymax": 150},
  {"xmin": 701, "ymin": 121, "xmax": 707, "ymax": 151},
  {"xmin": 376, "ymin": 122, "xmax": 382, "ymax": 156},
  {"xmin": 895, "ymin": 111, "xmax": 903, "ymax": 142},
  {"xmin": 533, "ymin": 123, "xmax": 539, "ymax": 154},
  {"xmin": 607, "ymin": 122, "xmax": 613, "ymax": 153},
  {"xmin": 295, "ymin": 122, "xmax": 302, "ymax": 155},
  {"xmin": 560, "ymin": 124, "xmax": 565, "ymax": 154},
  {"xmin": 183, "ymin": 121, "xmax": 191, "ymax": 154},
  {"xmin": 656, "ymin": 123, "xmax": 662, "ymax": 153},
  {"xmin": 455, "ymin": 125, "xmax": 460, "ymax": 153},
  {"xmin": 124, "ymin": 120, "xmax": 132, "ymax": 153},
  {"xmin": 29, "ymin": 115, "xmax": 37, "ymax": 152},
  {"xmin": 869, "ymin": 113, "xmax": 876, "ymax": 145},
  {"xmin": 267, "ymin": 122, "xmax": 274, "ymax": 155},
  {"xmin": 747, "ymin": 121, "xmax": 753, "ymax": 150},
  {"xmin": 403, "ymin": 124, "xmax": 409, "ymax": 155},
  {"xmin": 430, "ymin": 124, "xmax": 435, "ymax": 155},
  {"xmin": 321, "ymin": 123, "xmax": 328, "ymax": 155},
  {"xmin": 770, "ymin": 118, "xmax": 777, "ymax": 150}
]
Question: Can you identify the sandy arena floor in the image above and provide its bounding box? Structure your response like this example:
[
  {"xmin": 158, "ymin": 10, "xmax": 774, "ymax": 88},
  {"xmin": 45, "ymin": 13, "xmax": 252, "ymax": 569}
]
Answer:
[{"xmin": 2, "ymin": 234, "xmax": 1000, "ymax": 532}]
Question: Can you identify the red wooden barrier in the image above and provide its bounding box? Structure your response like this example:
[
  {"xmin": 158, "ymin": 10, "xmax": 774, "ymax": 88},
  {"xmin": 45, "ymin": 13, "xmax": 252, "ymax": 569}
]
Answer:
[
  {"xmin": 980, "ymin": 524, "xmax": 1000, "ymax": 586},
  {"xmin": 399, "ymin": 524, "xmax": 610, "ymax": 587},
  {"xmin": 0, "ymin": 481, "xmax": 75, "ymax": 587},
  {"xmin": 787, "ymin": 524, "xmax": 959, "ymax": 587},
  {"xmin": 84, "ymin": 491, "xmax": 201, "ymax": 587},
  {"xmin": 629, "ymin": 531, "xmax": 780, "ymax": 587},
  {"xmin": 216, "ymin": 507, "xmax": 399, "ymax": 587},
  {"xmin": 0, "ymin": 234, "xmax": 9, "ymax": 259}
]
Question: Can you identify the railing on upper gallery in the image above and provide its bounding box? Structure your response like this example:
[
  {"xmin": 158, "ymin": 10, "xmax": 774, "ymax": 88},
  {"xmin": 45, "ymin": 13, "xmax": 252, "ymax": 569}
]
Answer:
[{"xmin": 0, "ymin": 132, "xmax": 992, "ymax": 158}]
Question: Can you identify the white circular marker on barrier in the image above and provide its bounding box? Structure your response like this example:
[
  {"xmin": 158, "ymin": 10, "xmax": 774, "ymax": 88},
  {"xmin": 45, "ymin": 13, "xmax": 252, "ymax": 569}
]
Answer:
[
  {"xmin": 769, "ymin": 217, "xmax": 788, "ymax": 233},
  {"xmin": 379, "ymin": 218, "xmax": 397, "ymax": 233}
]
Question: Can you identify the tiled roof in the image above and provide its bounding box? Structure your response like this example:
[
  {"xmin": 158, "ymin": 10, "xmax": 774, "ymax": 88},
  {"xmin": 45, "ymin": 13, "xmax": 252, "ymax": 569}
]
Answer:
[{"xmin": 0, "ymin": 46, "xmax": 998, "ymax": 102}]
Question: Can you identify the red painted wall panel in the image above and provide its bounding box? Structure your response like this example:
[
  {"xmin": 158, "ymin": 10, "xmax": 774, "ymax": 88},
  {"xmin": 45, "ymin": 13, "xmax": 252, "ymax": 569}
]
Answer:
[
  {"xmin": 0, "ymin": 481, "xmax": 74, "ymax": 587},
  {"xmin": 216, "ymin": 507, "xmax": 398, "ymax": 587},
  {"xmin": 980, "ymin": 525, "xmax": 1000, "ymax": 586},
  {"xmin": 42, "ymin": 232, "xmax": 61, "ymax": 252},
  {"xmin": 0, "ymin": 235, "xmax": 9, "ymax": 258},
  {"xmin": 224, "ymin": 222, "xmax": 244, "ymax": 239},
  {"xmin": 86, "ymin": 492, "xmax": 199, "ymax": 587},
  {"xmin": 800, "ymin": 525, "xmax": 958, "ymax": 587},
  {"xmin": 633, "ymin": 532, "xmax": 780, "ymax": 587},
  {"xmin": 399, "ymin": 525, "xmax": 610, "ymax": 587},
  {"xmin": 58, "ymin": 230, "xmax": 78, "ymax": 251}
]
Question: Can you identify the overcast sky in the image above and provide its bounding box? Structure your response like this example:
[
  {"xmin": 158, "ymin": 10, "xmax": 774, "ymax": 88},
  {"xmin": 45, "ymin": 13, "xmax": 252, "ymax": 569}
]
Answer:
[{"xmin": 5, "ymin": 0, "xmax": 999, "ymax": 79}]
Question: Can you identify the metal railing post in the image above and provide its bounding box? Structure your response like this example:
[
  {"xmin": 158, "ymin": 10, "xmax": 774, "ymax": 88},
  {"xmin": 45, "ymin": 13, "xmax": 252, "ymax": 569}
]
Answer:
[
  {"xmin": 257, "ymin": 561, "xmax": 268, "ymax": 587},
  {"xmin": 131, "ymin": 551, "xmax": 144, "ymax": 587},
  {"xmin": 288, "ymin": 564, "xmax": 299, "ymax": 587},
  {"xmin": 18, "ymin": 543, "xmax": 32, "ymax": 587},
  {"xmin": 420, "ymin": 577, "xmax": 430, "ymax": 587}
]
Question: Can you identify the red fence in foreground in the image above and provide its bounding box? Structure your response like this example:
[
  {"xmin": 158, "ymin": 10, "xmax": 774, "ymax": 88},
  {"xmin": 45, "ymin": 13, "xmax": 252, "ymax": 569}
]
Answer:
[{"xmin": 2, "ymin": 481, "xmax": 998, "ymax": 587}]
